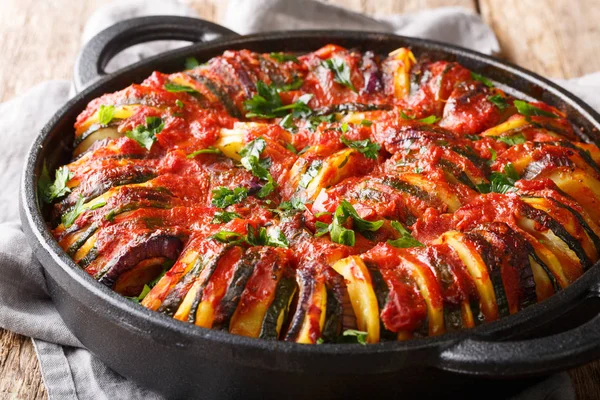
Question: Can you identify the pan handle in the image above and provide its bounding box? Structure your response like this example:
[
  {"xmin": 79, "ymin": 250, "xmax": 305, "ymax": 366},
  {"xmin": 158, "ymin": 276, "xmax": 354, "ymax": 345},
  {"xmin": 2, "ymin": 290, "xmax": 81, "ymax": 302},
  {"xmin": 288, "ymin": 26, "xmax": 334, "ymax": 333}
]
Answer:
[
  {"xmin": 74, "ymin": 16, "xmax": 239, "ymax": 92},
  {"xmin": 439, "ymin": 291, "xmax": 600, "ymax": 376}
]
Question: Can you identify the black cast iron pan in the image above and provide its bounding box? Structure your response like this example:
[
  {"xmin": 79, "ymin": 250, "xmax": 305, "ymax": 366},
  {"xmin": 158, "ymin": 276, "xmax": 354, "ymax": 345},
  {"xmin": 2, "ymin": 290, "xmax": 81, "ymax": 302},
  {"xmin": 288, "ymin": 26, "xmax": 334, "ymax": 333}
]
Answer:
[{"xmin": 19, "ymin": 16, "xmax": 600, "ymax": 399}]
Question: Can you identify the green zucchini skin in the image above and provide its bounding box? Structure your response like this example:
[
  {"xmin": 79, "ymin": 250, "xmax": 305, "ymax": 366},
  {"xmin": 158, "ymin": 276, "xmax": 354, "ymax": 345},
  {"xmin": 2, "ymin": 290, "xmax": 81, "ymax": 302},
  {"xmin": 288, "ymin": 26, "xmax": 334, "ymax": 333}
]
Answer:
[
  {"xmin": 474, "ymin": 223, "xmax": 537, "ymax": 313},
  {"xmin": 320, "ymin": 286, "xmax": 343, "ymax": 343},
  {"xmin": 548, "ymin": 198, "xmax": 600, "ymax": 256},
  {"xmin": 259, "ymin": 276, "xmax": 296, "ymax": 340},
  {"xmin": 438, "ymin": 159, "xmax": 478, "ymax": 191},
  {"xmin": 382, "ymin": 177, "xmax": 433, "ymax": 202},
  {"xmin": 66, "ymin": 224, "xmax": 98, "ymax": 256},
  {"xmin": 187, "ymin": 72, "xmax": 243, "ymax": 119},
  {"xmin": 78, "ymin": 246, "xmax": 99, "ymax": 269},
  {"xmin": 212, "ymin": 249, "xmax": 260, "ymax": 330},
  {"xmin": 520, "ymin": 203, "xmax": 592, "ymax": 269},
  {"xmin": 366, "ymin": 263, "xmax": 397, "ymax": 341},
  {"xmin": 158, "ymin": 243, "xmax": 228, "ymax": 316},
  {"xmin": 464, "ymin": 232, "xmax": 510, "ymax": 318}
]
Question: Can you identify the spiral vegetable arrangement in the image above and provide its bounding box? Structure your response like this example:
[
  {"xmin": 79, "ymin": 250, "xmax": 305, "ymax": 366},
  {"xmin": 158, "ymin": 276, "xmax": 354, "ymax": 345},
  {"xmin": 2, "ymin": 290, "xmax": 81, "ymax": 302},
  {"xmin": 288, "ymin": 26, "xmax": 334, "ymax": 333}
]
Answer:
[{"xmin": 41, "ymin": 44, "xmax": 600, "ymax": 344}]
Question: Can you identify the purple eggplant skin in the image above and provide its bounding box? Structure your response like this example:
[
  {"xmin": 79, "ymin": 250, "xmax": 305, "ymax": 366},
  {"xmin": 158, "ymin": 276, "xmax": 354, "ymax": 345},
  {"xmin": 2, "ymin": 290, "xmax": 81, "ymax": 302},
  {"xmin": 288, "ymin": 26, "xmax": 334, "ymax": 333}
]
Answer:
[{"xmin": 95, "ymin": 230, "xmax": 184, "ymax": 287}]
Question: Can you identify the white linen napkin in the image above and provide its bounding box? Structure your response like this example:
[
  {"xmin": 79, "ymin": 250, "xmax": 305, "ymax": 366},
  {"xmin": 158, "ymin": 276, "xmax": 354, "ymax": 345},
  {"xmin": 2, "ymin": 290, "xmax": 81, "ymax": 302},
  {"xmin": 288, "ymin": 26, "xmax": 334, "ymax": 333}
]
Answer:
[{"xmin": 0, "ymin": 0, "xmax": 593, "ymax": 398}]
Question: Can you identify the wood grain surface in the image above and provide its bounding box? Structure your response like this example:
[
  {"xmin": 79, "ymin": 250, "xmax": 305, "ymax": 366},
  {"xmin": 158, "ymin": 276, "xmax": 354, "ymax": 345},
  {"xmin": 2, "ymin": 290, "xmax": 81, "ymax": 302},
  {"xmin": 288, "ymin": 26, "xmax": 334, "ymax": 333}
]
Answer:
[{"xmin": 1, "ymin": 0, "xmax": 599, "ymax": 399}]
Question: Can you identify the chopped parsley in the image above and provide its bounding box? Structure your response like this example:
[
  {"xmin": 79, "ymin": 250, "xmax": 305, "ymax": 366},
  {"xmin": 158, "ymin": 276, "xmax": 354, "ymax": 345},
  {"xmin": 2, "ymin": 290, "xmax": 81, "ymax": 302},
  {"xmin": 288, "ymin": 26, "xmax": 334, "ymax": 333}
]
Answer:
[
  {"xmin": 400, "ymin": 110, "xmax": 440, "ymax": 124},
  {"xmin": 175, "ymin": 99, "xmax": 184, "ymax": 109},
  {"xmin": 487, "ymin": 94, "xmax": 508, "ymax": 110},
  {"xmin": 164, "ymin": 83, "xmax": 198, "ymax": 93},
  {"xmin": 299, "ymin": 160, "xmax": 323, "ymax": 189},
  {"xmin": 269, "ymin": 52, "xmax": 299, "ymax": 63},
  {"xmin": 211, "ymin": 225, "xmax": 289, "ymax": 248},
  {"xmin": 279, "ymin": 197, "xmax": 306, "ymax": 211},
  {"xmin": 280, "ymin": 77, "xmax": 304, "ymax": 92},
  {"xmin": 470, "ymin": 71, "xmax": 494, "ymax": 88},
  {"xmin": 284, "ymin": 142, "xmax": 297, "ymax": 154},
  {"xmin": 61, "ymin": 196, "xmax": 106, "ymax": 228},
  {"xmin": 514, "ymin": 100, "xmax": 559, "ymax": 119},
  {"xmin": 337, "ymin": 329, "xmax": 368, "ymax": 344},
  {"xmin": 321, "ymin": 58, "xmax": 357, "ymax": 92},
  {"xmin": 185, "ymin": 57, "xmax": 200, "ymax": 70},
  {"xmin": 125, "ymin": 117, "xmax": 165, "ymax": 151},
  {"xmin": 477, "ymin": 163, "xmax": 520, "ymax": 194},
  {"xmin": 360, "ymin": 119, "xmax": 373, "ymax": 127},
  {"xmin": 126, "ymin": 284, "xmax": 151, "ymax": 303},
  {"xmin": 340, "ymin": 135, "xmax": 381, "ymax": 160},
  {"xmin": 98, "ymin": 105, "xmax": 115, "ymax": 125},
  {"xmin": 244, "ymin": 81, "xmax": 313, "ymax": 119},
  {"xmin": 387, "ymin": 220, "xmax": 424, "ymax": 248},
  {"xmin": 279, "ymin": 114, "xmax": 297, "ymax": 133},
  {"xmin": 211, "ymin": 211, "xmax": 242, "ymax": 224},
  {"xmin": 211, "ymin": 187, "xmax": 248, "ymax": 208},
  {"xmin": 187, "ymin": 147, "xmax": 222, "ymax": 158},
  {"xmin": 315, "ymin": 200, "xmax": 383, "ymax": 246},
  {"xmin": 495, "ymin": 133, "xmax": 526, "ymax": 146},
  {"xmin": 239, "ymin": 137, "xmax": 276, "ymax": 197},
  {"xmin": 489, "ymin": 148, "xmax": 497, "ymax": 163},
  {"xmin": 39, "ymin": 165, "xmax": 73, "ymax": 204}
]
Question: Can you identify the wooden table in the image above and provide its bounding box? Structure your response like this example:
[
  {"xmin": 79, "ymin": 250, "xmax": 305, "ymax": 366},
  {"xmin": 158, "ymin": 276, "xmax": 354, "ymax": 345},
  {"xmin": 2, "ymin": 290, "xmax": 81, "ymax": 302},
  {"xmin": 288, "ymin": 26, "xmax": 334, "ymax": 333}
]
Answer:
[{"xmin": 1, "ymin": 0, "xmax": 599, "ymax": 398}]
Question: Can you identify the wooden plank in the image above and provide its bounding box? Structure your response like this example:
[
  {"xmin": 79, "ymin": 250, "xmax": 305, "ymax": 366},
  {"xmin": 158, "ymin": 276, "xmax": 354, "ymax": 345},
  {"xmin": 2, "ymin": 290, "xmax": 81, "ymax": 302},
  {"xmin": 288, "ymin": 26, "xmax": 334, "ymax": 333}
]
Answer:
[
  {"xmin": 479, "ymin": 0, "xmax": 600, "ymax": 79},
  {"xmin": 0, "ymin": 330, "xmax": 46, "ymax": 400}
]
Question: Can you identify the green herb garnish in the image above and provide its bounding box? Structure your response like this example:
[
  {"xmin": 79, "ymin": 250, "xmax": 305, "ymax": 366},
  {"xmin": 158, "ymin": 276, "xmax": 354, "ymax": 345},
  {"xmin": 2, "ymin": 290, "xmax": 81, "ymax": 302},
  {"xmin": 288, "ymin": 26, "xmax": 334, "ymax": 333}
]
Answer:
[
  {"xmin": 211, "ymin": 187, "xmax": 249, "ymax": 208},
  {"xmin": 299, "ymin": 160, "xmax": 323, "ymax": 189},
  {"xmin": 98, "ymin": 105, "xmax": 115, "ymax": 125},
  {"xmin": 476, "ymin": 163, "xmax": 520, "ymax": 194},
  {"xmin": 175, "ymin": 99, "xmax": 184, "ymax": 109},
  {"xmin": 39, "ymin": 165, "xmax": 73, "ymax": 204},
  {"xmin": 495, "ymin": 133, "xmax": 526, "ymax": 146},
  {"xmin": 269, "ymin": 52, "xmax": 299, "ymax": 63},
  {"xmin": 185, "ymin": 57, "xmax": 200, "ymax": 70},
  {"xmin": 337, "ymin": 329, "xmax": 368, "ymax": 344},
  {"xmin": 187, "ymin": 147, "xmax": 222, "ymax": 158},
  {"xmin": 211, "ymin": 211, "xmax": 242, "ymax": 224},
  {"xmin": 514, "ymin": 100, "xmax": 558, "ymax": 119},
  {"xmin": 340, "ymin": 135, "xmax": 380, "ymax": 160},
  {"xmin": 399, "ymin": 110, "xmax": 440, "ymax": 124},
  {"xmin": 239, "ymin": 137, "xmax": 276, "ymax": 197},
  {"xmin": 315, "ymin": 200, "xmax": 383, "ymax": 246},
  {"xmin": 125, "ymin": 117, "xmax": 165, "ymax": 151},
  {"xmin": 164, "ymin": 83, "xmax": 198, "ymax": 93},
  {"xmin": 62, "ymin": 196, "xmax": 106, "ymax": 228},
  {"xmin": 387, "ymin": 220, "xmax": 424, "ymax": 248},
  {"xmin": 487, "ymin": 94, "xmax": 508, "ymax": 110},
  {"xmin": 322, "ymin": 58, "xmax": 357, "ymax": 92},
  {"xmin": 471, "ymin": 71, "xmax": 494, "ymax": 88}
]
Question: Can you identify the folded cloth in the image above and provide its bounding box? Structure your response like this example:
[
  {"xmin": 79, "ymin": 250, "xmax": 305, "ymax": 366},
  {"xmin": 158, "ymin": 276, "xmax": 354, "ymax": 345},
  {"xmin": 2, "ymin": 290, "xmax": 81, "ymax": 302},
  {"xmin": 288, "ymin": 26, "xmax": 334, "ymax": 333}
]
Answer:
[{"xmin": 0, "ymin": 0, "xmax": 594, "ymax": 398}]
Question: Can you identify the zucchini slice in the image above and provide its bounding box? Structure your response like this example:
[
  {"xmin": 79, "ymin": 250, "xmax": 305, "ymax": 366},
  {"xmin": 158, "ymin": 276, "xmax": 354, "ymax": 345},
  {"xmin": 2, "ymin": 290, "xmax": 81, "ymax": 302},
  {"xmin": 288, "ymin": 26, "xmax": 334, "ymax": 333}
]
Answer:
[
  {"xmin": 331, "ymin": 256, "xmax": 380, "ymax": 343},
  {"xmin": 437, "ymin": 231, "xmax": 500, "ymax": 321},
  {"xmin": 296, "ymin": 149, "xmax": 366, "ymax": 201},
  {"xmin": 395, "ymin": 252, "xmax": 445, "ymax": 336},
  {"xmin": 113, "ymin": 256, "xmax": 168, "ymax": 297},
  {"xmin": 541, "ymin": 167, "xmax": 600, "ymax": 222},
  {"xmin": 472, "ymin": 223, "xmax": 537, "ymax": 314},
  {"xmin": 74, "ymin": 127, "xmax": 123, "ymax": 157},
  {"xmin": 517, "ymin": 202, "xmax": 589, "ymax": 278},
  {"xmin": 191, "ymin": 246, "xmax": 245, "ymax": 328},
  {"xmin": 382, "ymin": 173, "xmax": 462, "ymax": 213},
  {"xmin": 229, "ymin": 248, "xmax": 293, "ymax": 338},
  {"xmin": 211, "ymin": 248, "xmax": 261, "ymax": 330},
  {"xmin": 284, "ymin": 269, "xmax": 327, "ymax": 344},
  {"xmin": 522, "ymin": 197, "xmax": 598, "ymax": 262},
  {"xmin": 259, "ymin": 276, "xmax": 297, "ymax": 340},
  {"xmin": 168, "ymin": 245, "xmax": 233, "ymax": 321}
]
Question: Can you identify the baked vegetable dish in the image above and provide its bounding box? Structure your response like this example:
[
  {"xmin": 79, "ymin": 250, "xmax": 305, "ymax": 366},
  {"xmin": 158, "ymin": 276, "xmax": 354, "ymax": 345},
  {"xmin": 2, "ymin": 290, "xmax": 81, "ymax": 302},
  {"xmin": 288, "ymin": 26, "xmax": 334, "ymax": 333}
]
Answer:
[{"xmin": 40, "ymin": 45, "xmax": 600, "ymax": 344}]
